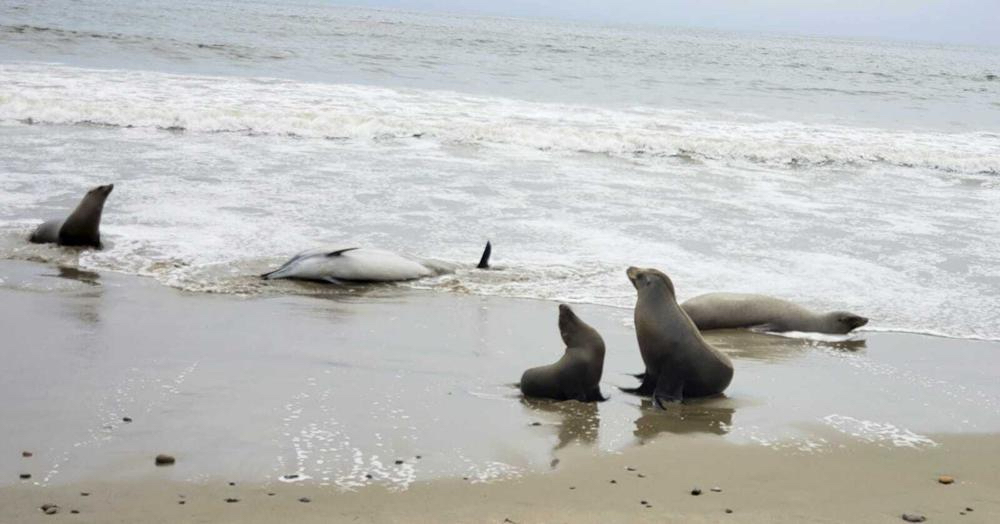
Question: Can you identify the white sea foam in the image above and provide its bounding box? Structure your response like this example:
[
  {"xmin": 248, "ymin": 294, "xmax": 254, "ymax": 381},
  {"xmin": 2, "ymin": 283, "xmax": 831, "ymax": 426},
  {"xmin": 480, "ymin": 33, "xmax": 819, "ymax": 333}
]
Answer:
[
  {"xmin": 821, "ymin": 415, "xmax": 938, "ymax": 449},
  {"xmin": 1, "ymin": 64, "xmax": 997, "ymax": 174},
  {"xmin": 1, "ymin": 63, "xmax": 999, "ymax": 341}
]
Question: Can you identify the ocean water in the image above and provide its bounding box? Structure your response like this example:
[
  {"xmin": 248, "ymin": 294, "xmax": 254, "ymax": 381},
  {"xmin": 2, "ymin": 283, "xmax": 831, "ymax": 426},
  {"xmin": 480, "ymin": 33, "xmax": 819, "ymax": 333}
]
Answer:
[{"xmin": 2, "ymin": 0, "xmax": 999, "ymax": 340}]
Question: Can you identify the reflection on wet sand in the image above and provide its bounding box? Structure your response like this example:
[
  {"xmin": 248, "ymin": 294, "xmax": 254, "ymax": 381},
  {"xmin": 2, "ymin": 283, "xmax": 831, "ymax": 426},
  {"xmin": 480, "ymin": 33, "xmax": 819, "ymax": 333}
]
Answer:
[
  {"xmin": 37, "ymin": 265, "xmax": 104, "ymax": 328},
  {"xmin": 633, "ymin": 399, "xmax": 735, "ymax": 442},
  {"xmin": 520, "ymin": 398, "xmax": 600, "ymax": 456},
  {"xmin": 706, "ymin": 329, "xmax": 866, "ymax": 362},
  {"xmin": 52, "ymin": 265, "xmax": 101, "ymax": 286}
]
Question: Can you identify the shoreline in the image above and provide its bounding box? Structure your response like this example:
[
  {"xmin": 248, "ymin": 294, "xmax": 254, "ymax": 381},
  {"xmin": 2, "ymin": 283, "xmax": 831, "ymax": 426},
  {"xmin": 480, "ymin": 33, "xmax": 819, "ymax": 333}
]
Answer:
[{"xmin": 2, "ymin": 259, "xmax": 1000, "ymax": 522}]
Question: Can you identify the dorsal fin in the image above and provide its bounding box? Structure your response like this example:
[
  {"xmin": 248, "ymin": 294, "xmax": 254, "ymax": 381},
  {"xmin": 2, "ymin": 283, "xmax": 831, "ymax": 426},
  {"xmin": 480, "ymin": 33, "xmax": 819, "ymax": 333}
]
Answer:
[
  {"xmin": 326, "ymin": 247, "xmax": 360, "ymax": 257},
  {"xmin": 477, "ymin": 241, "xmax": 491, "ymax": 269}
]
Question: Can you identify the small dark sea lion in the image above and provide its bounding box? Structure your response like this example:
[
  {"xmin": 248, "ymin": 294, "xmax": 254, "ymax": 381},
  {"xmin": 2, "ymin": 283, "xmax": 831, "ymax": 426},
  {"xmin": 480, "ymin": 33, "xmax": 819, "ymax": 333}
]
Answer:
[
  {"xmin": 29, "ymin": 184, "xmax": 114, "ymax": 249},
  {"xmin": 520, "ymin": 304, "xmax": 606, "ymax": 402}
]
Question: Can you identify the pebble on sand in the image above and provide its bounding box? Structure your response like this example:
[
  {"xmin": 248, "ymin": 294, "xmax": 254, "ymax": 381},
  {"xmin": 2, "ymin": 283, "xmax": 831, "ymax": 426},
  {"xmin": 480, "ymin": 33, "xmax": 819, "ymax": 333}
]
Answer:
[
  {"xmin": 178, "ymin": 501, "xmax": 186, "ymax": 505},
  {"xmin": 70, "ymin": 510, "xmax": 79, "ymax": 514},
  {"xmin": 283, "ymin": 474, "xmax": 300, "ymax": 480},
  {"xmin": 40, "ymin": 504, "xmax": 59, "ymax": 515},
  {"xmin": 901, "ymin": 514, "xmax": 926, "ymax": 523},
  {"xmin": 395, "ymin": 460, "xmax": 404, "ymax": 465},
  {"xmin": 691, "ymin": 488, "xmax": 702, "ymax": 496},
  {"xmin": 298, "ymin": 497, "xmax": 311, "ymax": 503},
  {"xmin": 22, "ymin": 451, "xmax": 33, "ymax": 457},
  {"xmin": 122, "ymin": 417, "xmax": 132, "ymax": 423},
  {"xmin": 225, "ymin": 498, "xmax": 239, "ymax": 503},
  {"xmin": 938, "ymin": 475, "xmax": 955, "ymax": 485},
  {"xmin": 154, "ymin": 454, "xmax": 175, "ymax": 466},
  {"xmin": 19, "ymin": 473, "xmax": 31, "ymax": 480},
  {"xmin": 711, "ymin": 487, "xmax": 723, "ymax": 492},
  {"xmin": 726, "ymin": 509, "xmax": 733, "ymax": 514},
  {"xmin": 80, "ymin": 493, "xmax": 89, "ymax": 497}
]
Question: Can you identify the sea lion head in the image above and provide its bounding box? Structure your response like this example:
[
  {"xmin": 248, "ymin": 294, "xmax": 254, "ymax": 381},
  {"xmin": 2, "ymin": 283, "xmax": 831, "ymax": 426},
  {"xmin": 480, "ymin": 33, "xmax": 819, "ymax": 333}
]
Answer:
[
  {"xmin": 558, "ymin": 304, "xmax": 602, "ymax": 349},
  {"xmin": 826, "ymin": 311, "xmax": 869, "ymax": 333},
  {"xmin": 88, "ymin": 184, "xmax": 114, "ymax": 200},
  {"xmin": 626, "ymin": 266, "xmax": 676, "ymax": 297}
]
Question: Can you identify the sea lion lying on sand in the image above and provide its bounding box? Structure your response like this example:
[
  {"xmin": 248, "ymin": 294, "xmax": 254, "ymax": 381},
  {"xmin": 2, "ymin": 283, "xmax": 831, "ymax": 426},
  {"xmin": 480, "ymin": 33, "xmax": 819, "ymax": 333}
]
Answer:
[{"xmin": 681, "ymin": 293, "xmax": 868, "ymax": 334}]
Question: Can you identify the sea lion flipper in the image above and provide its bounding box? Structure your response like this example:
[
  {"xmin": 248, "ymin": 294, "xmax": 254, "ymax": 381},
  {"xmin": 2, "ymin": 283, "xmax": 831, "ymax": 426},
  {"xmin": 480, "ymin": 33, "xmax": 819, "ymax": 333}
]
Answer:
[
  {"xmin": 619, "ymin": 372, "xmax": 656, "ymax": 396},
  {"xmin": 584, "ymin": 387, "xmax": 608, "ymax": 402},
  {"xmin": 322, "ymin": 276, "xmax": 346, "ymax": 285},
  {"xmin": 749, "ymin": 323, "xmax": 778, "ymax": 333},
  {"xmin": 652, "ymin": 373, "xmax": 684, "ymax": 409}
]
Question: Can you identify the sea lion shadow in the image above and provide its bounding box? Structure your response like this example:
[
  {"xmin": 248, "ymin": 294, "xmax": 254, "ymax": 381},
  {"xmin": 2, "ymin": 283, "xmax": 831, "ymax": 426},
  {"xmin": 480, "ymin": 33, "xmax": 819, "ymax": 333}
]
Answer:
[
  {"xmin": 632, "ymin": 398, "xmax": 735, "ymax": 442},
  {"xmin": 519, "ymin": 397, "xmax": 600, "ymax": 456}
]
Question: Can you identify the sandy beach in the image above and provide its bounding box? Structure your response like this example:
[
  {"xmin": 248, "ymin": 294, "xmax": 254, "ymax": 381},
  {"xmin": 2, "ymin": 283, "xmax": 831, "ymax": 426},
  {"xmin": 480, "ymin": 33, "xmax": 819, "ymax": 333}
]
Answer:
[{"xmin": 2, "ymin": 259, "xmax": 999, "ymax": 522}]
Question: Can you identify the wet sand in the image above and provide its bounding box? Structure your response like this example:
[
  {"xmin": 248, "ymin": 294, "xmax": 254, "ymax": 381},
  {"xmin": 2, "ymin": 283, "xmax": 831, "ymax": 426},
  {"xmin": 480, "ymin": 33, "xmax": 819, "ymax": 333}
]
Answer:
[{"xmin": 2, "ymin": 259, "xmax": 999, "ymax": 522}]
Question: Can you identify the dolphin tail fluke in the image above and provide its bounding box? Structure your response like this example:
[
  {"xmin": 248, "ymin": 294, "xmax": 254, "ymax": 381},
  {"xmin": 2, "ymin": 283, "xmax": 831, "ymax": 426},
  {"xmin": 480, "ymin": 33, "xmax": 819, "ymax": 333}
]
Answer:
[{"xmin": 477, "ymin": 241, "xmax": 492, "ymax": 269}]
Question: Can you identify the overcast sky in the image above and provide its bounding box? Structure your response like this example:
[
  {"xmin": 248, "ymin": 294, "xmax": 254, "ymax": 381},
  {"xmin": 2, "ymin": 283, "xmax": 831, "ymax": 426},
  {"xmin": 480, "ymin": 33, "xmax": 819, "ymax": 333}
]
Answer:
[{"xmin": 331, "ymin": 0, "xmax": 1000, "ymax": 47}]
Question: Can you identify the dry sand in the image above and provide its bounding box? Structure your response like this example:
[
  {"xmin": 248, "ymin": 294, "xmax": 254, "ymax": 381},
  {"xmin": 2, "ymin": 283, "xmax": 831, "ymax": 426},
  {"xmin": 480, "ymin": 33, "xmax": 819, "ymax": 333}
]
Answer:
[{"xmin": 1, "ymin": 259, "xmax": 999, "ymax": 522}]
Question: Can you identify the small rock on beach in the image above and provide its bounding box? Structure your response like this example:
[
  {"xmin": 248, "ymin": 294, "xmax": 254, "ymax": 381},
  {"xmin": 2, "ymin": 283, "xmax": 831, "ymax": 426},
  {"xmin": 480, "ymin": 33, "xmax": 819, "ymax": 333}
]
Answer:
[{"xmin": 154, "ymin": 454, "xmax": 175, "ymax": 466}]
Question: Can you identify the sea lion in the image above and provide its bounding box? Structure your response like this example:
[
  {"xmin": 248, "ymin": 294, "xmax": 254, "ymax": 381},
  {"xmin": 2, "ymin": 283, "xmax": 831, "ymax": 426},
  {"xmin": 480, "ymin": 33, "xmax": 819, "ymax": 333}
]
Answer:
[
  {"xmin": 519, "ymin": 304, "xmax": 606, "ymax": 402},
  {"xmin": 261, "ymin": 241, "xmax": 491, "ymax": 284},
  {"xmin": 623, "ymin": 267, "xmax": 733, "ymax": 408},
  {"xmin": 29, "ymin": 184, "xmax": 114, "ymax": 249},
  {"xmin": 681, "ymin": 293, "xmax": 868, "ymax": 334}
]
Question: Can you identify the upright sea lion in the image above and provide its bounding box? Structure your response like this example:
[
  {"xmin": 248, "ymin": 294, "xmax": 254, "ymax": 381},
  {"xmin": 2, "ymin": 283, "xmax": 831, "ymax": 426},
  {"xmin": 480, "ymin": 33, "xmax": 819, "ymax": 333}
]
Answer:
[
  {"xmin": 519, "ymin": 304, "xmax": 606, "ymax": 402},
  {"xmin": 681, "ymin": 293, "xmax": 868, "ymax": 334},
  {"xmin": 261, "ymin": 241, "xmax": 491, "ymax": 284},
  {"xmin": 29, "ymin": 184, "xmax": 114, "ymax": 249},
  {"xmin": 623, "ymin": 267, "xmax": 733, "ymax": 408}
]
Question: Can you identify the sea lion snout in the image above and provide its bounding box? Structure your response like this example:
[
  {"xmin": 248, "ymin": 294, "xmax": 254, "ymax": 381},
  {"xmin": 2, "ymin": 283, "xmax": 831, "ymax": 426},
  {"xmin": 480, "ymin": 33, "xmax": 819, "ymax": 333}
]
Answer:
[
  {"xmin": 626, "ymin": 266, "xmax": 644, "ymax": 288},
  {"xmin": 832, "ymin": 312, "xmax": 869, "ymax": 332},
  {"xmin": 89, "ymin": 184, "xmax": 114, "ymax": 197}
]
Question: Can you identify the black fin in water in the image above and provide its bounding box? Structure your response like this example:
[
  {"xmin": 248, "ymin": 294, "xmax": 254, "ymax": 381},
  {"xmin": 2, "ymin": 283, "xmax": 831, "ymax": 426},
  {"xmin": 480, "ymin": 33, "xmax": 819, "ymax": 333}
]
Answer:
[
  {"xmin": 326, "ymin": 247, "xmax": 360, "ymax": 257},
  {"xmin": 477, "ymin": 241, "xmax": 492, "ymax": 269}
]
